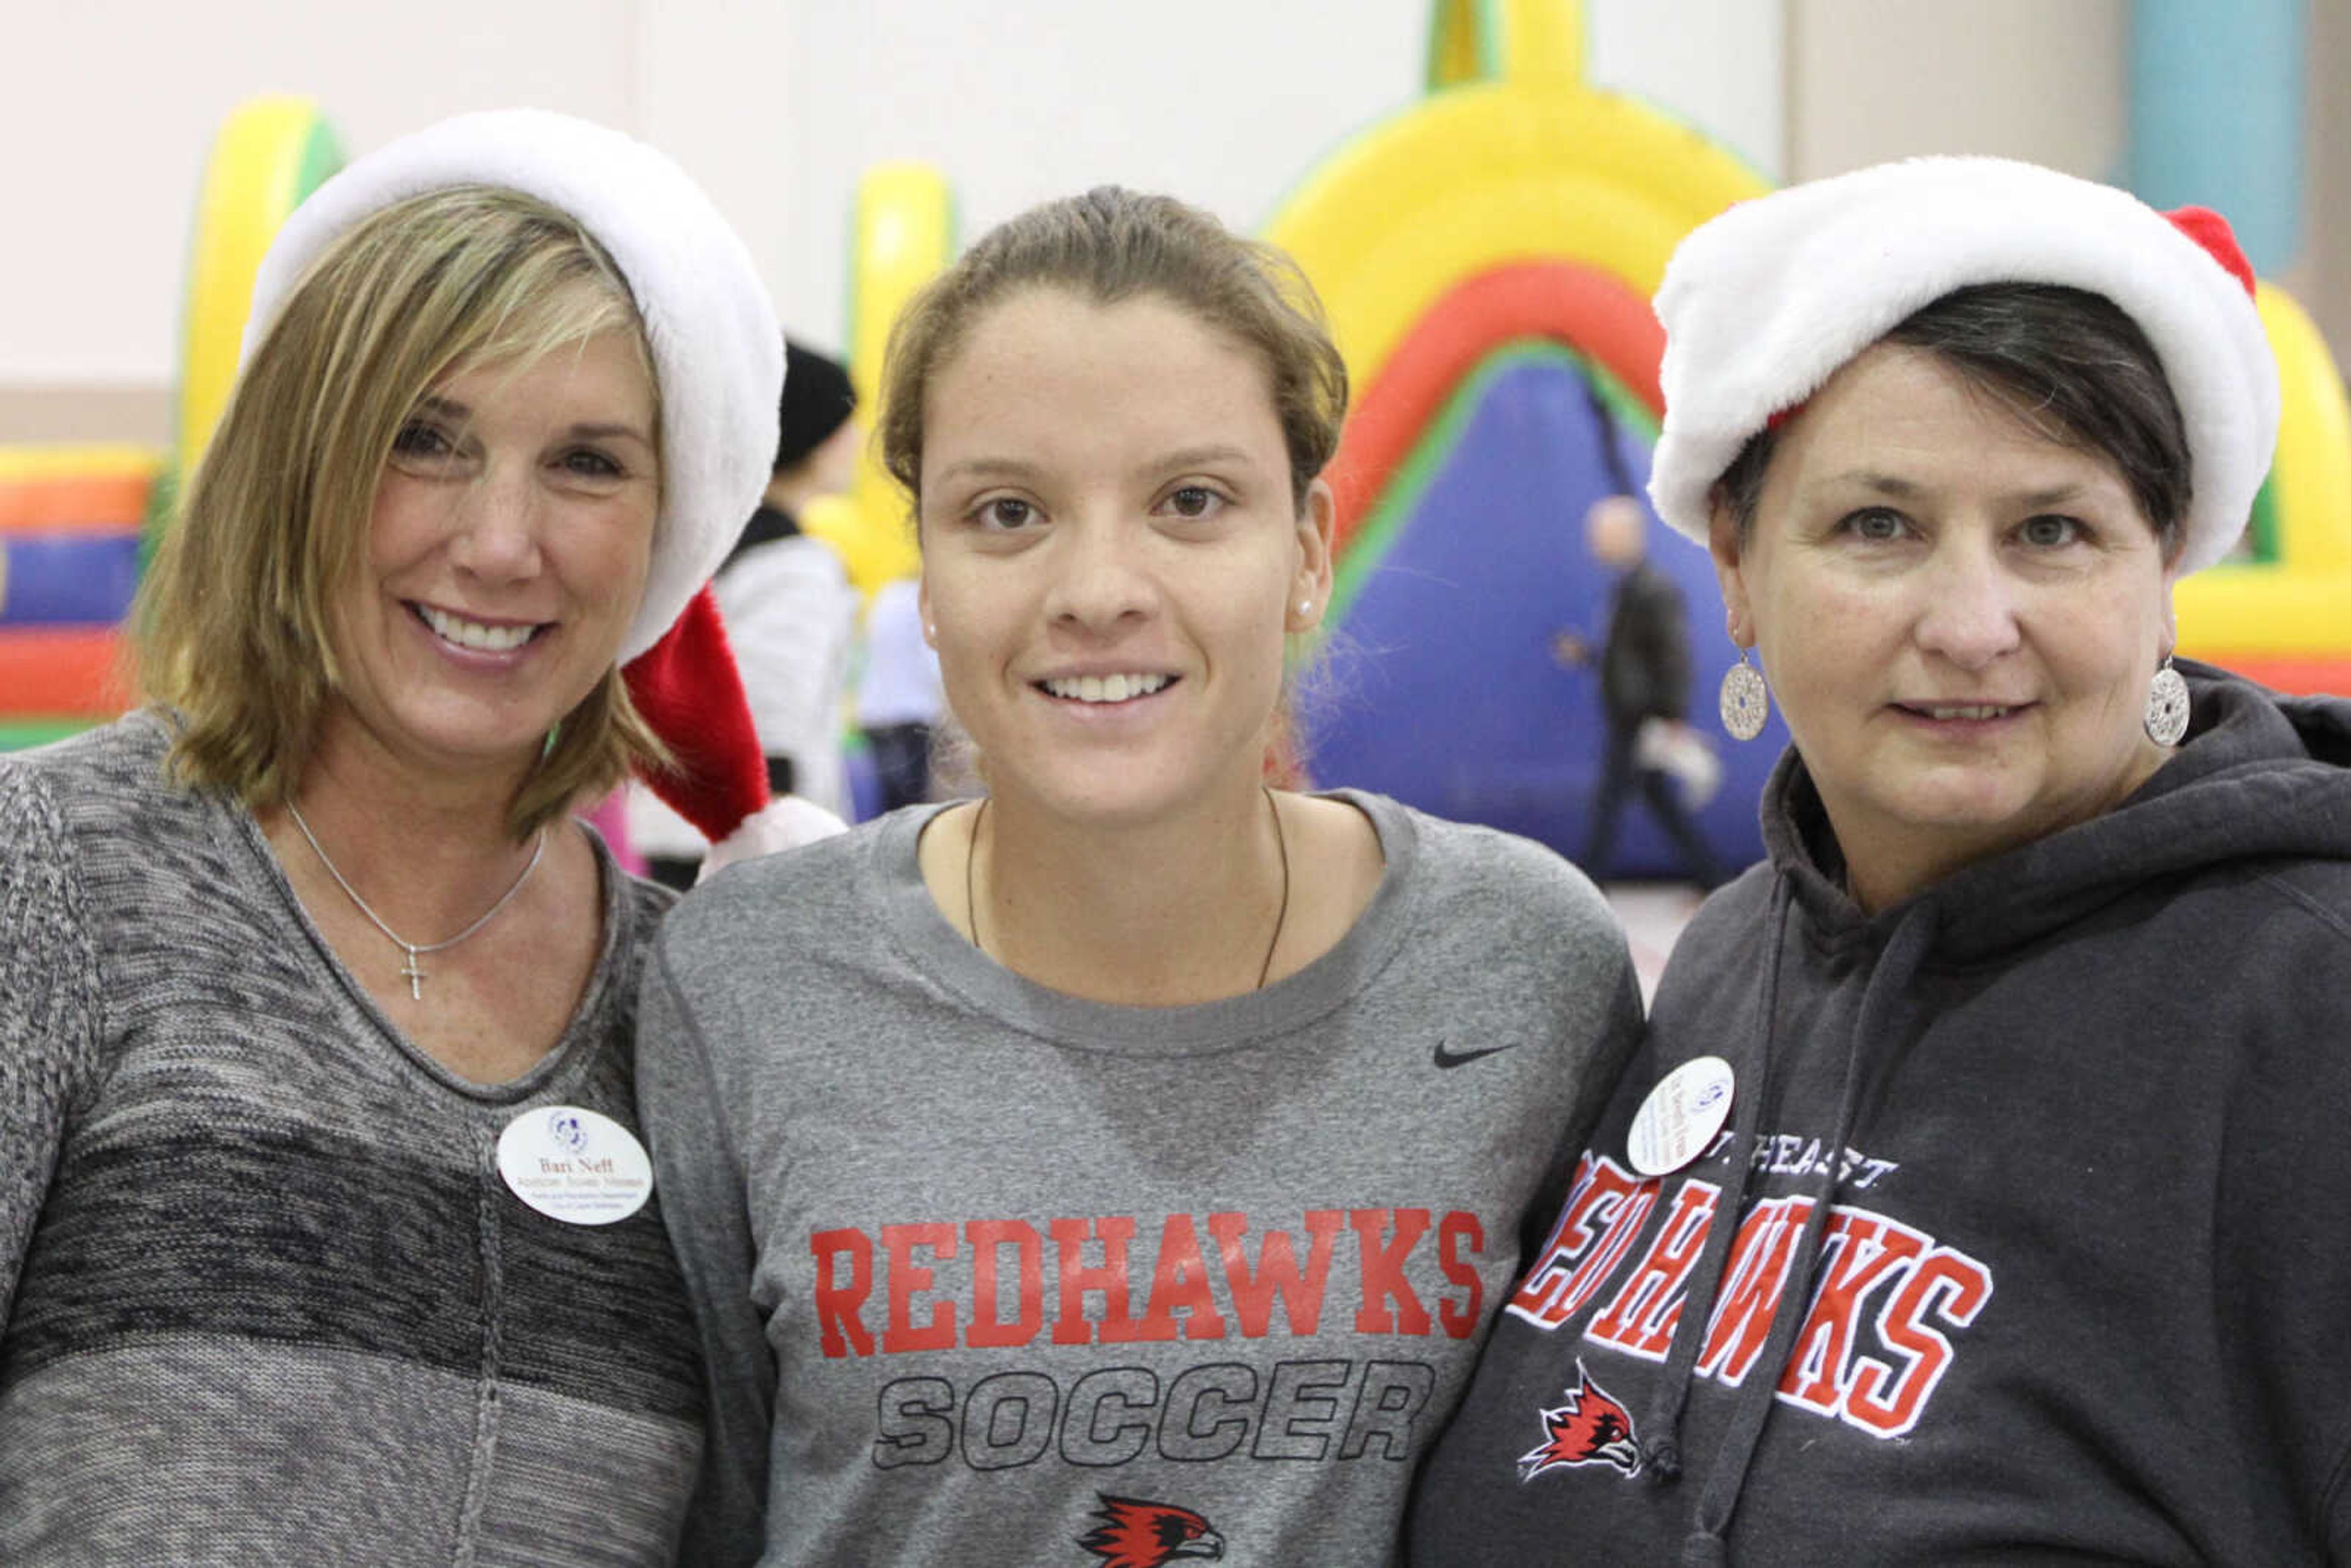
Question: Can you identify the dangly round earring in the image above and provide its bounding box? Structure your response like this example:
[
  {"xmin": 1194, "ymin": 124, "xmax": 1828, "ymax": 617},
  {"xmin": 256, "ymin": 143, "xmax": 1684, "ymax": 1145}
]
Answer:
[
  {"xmin": 2144, "ymin": 655, "xmax": 2189, "ymax": 746},
  {"xmin": 1719, "ymin": 648, "xmax": 1770, "ymax": 742}
]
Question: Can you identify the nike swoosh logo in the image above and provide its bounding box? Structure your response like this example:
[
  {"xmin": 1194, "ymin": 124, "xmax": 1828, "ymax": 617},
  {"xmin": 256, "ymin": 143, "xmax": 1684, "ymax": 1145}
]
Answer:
[{"xmin": 1433, "ymin": 1039, "xmax": 1520, "ymax": 1070}]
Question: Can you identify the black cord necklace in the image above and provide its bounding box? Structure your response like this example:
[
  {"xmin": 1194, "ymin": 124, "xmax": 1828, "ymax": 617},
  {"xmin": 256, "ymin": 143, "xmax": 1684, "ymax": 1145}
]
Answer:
[{"xmin": 964, "ymin": 786, "xmax": 1292, "ymax": 991}]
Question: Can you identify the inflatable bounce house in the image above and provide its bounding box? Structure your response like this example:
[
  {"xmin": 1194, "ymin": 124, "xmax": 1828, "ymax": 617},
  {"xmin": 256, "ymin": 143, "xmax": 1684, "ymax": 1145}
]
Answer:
[
  {"xmin": 809, "ymin": 0, "xmax": 2351, "ymax": 874},
  {"xmin": 10, "ymin": 6, "xmax": 2351, "ymax": 882},
  {"xmin": 1, "ymin": 98, "xmax": 341, "ymax": 753},
  {"xmin": 1264, "ymin": 0, "xmax": 1774, "ymax": 869}
]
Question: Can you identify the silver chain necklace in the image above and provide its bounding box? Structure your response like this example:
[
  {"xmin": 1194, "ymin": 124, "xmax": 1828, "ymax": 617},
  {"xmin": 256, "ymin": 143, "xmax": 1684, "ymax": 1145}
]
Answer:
[{"xmin": 285, "ymin": 800, "xmax": 547, "ymax": 1002}]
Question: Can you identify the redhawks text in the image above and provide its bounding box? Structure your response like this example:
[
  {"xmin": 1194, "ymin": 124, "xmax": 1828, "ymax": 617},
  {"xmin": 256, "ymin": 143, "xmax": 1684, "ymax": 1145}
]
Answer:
[
  {"xmin": 1507, "ymin": 1155, "xmax": 1993, "ymax": 1439},
  {"xmin": 811, "ymin": 1207, "xmax": 1488, "ymax": 1357}
]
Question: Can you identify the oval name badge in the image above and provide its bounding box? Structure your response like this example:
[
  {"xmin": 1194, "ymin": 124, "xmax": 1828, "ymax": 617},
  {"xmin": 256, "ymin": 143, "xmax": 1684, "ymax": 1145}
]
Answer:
[
  {"xmin": 497, "ymin": 1105, "xmax": 653, "ymax": 1226},
  {"xmin": 1626, "ymin": 1055, "xmax": 1736, "ymax": 1177}
]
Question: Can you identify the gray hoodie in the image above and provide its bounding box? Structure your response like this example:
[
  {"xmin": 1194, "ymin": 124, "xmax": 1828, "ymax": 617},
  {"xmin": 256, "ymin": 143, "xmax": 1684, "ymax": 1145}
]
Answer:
[{"xmin": 1413, "ymin": 663, "xmax": 2351, "ymax": 1566}]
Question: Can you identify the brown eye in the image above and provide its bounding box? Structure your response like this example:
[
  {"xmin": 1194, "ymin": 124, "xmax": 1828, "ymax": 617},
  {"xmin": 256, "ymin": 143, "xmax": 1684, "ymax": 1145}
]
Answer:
[
  {"xmin": 979, "ymin": 497, "xmax": 1036, "ymax": 530},
  {"xmin": 1158, "ymin": 485, "xmax": 1226, "ymax": 520}
]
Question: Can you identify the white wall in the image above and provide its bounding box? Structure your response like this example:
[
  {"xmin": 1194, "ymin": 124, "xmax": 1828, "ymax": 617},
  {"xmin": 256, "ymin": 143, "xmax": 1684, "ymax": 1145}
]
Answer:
[
  {"xmin": 1786, "ymin": 0, "xmax": 2128, "ymax": 182},
  {"xmin": 774, "ymin": 0, "xmax": 1782, "ymax": 358},
  {"xmin": 0, "ymin": 0, "xmax": 1779, "ymax": 428},
  {"xmin": 3, "ymin": 0, "xmax": 639, "ymax": 387},
  {"xmin": 1586, "ymin": 0, "xmax": 1782, "ymax": 179}
]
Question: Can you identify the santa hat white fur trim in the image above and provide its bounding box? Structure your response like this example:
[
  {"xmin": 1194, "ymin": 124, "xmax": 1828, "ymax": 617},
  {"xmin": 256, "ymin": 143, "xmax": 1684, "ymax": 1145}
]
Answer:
[
  {"xmin": 242, "ymin": 108, "xmax": 781, "ymax": 660},
  {"xmin": 698, "ymin": 794, "xmax": 848, "ymax": 884},
  {"xmin": 1648, "ymin": 156, "xmax": 2281, "ymax": 576}
]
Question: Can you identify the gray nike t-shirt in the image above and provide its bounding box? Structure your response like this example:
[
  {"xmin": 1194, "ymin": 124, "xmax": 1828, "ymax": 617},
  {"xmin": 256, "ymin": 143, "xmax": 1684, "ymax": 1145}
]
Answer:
[{"xmin": 638, "ymin": 791, "xmax": 1640, "ymax": 1567}]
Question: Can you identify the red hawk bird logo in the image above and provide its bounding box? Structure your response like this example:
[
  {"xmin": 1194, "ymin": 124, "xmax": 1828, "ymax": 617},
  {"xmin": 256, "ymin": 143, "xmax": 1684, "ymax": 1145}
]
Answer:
[
  {"xmin": 1076, "ymin": 1494, "xmax": 1224, "ymax": 1566},
  {"xmin": 1520, "ymin": 1359, "xmax": 1643, "ymax": 1480}
]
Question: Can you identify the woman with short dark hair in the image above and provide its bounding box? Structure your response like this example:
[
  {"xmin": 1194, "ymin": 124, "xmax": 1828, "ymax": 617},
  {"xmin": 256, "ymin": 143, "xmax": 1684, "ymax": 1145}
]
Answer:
[{"xmin": 1414, "ymin": 157, "xmax": 2351, "ymax": 1566}]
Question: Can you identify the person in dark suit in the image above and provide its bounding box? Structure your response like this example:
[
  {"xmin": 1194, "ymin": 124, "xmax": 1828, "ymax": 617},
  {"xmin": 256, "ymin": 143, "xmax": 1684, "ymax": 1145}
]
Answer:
[{"xmin": 1559, "ymin": 489, "xmax": 1727, "ymax": 889}]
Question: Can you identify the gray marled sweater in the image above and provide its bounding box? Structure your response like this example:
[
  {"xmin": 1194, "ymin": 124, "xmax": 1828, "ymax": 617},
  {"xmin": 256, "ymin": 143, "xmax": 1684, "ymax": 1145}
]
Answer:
[{"xmin": 0, "ymin": 715, "xmax": 702, "ymax": 1566}]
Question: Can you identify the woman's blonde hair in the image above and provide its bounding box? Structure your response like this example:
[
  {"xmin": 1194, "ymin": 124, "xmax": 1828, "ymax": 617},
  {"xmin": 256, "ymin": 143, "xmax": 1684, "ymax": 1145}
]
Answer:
[
  {"xmin": 879, "ymin": 186, "xmax": 1349, "ymax": 515},
  {"xmin": 134, "ymin": 184, "xmax": 666, "ymax": 839}
]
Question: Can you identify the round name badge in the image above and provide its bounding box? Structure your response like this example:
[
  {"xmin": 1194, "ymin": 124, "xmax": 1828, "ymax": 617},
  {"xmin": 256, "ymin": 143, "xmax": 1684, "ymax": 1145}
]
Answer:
[
  {"xmin": 497, "ymin": 1105, "xmax": 653, "ymax": 1226},
  {"xmin": 1626, "ymin": 1056, "xmax": 1736, "ymax": 1177}
]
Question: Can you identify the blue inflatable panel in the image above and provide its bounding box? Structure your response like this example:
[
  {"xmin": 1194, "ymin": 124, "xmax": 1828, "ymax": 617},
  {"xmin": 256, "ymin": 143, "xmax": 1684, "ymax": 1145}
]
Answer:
[
  {"xmin": 1303, "ymin": 353, "xmax": 1782, "ymax": 879},
  {"xmin": 2129, "ymin": 0, "xmax": 2303, "ymax": 274},
  {"xmin": 0, "ymin": 533, "xmax": 141, "ymax": 626}
]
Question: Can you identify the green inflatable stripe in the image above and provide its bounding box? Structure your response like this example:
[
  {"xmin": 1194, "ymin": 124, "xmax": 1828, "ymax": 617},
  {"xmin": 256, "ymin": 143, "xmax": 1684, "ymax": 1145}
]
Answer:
[
  {"xmin": 295, "ymin": 116, "xmax": 345, "ymax": 203},
  {"xmin": 1425, "ymin": 0, "xmax": 1502, "ymax": 92},
  {"xmin": 148, "ymin": 110, "xmax": 344, "ymax": 576},
  {"xmin": 0, "ymin": 717, "xmax": 91, "ymax": 752},
  {"xmin": 1327, "ymin": 339, "xmax": 1648, "ymax": 630},
  {"xmin": 2244, "ymin": 469, "xmax": 2280, "ymax": 564}
]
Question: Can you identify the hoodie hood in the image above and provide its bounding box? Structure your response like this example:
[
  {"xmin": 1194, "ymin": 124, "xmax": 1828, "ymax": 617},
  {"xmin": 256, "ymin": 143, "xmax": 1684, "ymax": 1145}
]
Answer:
[
  {"xmin": 1407, "ymin": 682, "xmax": 2351, "ymax": 1566},
  {"xmin": 1758, "ymin": 661, "xmax": 2351, "ymax": 964},
  {"xmin": 1643, "ymin": 661, "xmax": 2351, "ymax": 1564}
]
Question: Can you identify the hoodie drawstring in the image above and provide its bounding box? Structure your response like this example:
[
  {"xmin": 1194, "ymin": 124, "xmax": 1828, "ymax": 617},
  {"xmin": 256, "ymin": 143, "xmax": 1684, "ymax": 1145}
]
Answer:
[
  {"xmin": 1662, "ymin": 897, "xmax": 1941, "ymax": 1566},
  {"xmin": 1638, "ymin": 875, "xmax": 1794, "ymax": 1480}
]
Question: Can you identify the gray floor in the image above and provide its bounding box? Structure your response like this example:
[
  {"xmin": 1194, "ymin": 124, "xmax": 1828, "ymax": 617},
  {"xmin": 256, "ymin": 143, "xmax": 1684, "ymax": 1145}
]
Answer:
[{"xmin": 1597, "ymin": 881, "xmax": 1708, "ymax": 1007}]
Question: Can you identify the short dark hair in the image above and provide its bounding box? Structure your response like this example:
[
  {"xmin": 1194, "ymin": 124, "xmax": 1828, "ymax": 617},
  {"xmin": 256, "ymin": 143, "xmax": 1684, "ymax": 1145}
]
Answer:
[{"xmin": 1713, "ymin": 283, "xmax": 2191, "ymax": 559}]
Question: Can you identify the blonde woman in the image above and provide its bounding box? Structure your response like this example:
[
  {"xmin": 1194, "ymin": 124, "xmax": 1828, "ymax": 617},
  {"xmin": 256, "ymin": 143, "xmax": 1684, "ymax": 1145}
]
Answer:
[{"xmin": 0, "ymin": 111, "xmax": 789, "ymax": 1563}]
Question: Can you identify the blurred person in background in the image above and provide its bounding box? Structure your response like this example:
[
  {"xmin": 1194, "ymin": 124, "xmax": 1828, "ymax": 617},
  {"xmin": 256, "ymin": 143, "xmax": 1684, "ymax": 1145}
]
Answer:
[
  {"xmin": 855, "ymin": 571, "xmax": 945, "ymax": 812},
  {"xmin": 1556, "ymin": 470, "xmax": 1727, "ymax": 891},
  {"xmin": 633, "ymin": 339, "xmax": 861, "ymax": 885}
]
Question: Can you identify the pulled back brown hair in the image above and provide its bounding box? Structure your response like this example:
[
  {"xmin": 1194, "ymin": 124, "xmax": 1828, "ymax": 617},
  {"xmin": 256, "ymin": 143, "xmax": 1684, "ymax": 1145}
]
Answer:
[{"xmin": 878, "ymin": 186, "xmax": 1348, "ymax": 515}]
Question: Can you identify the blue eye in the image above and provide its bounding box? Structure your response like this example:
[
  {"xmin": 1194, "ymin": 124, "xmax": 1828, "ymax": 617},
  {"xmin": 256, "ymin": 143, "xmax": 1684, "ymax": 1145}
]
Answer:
[
  {"xmin": 391, "ymin": 421, "xmax": 454, "ymax": 460},
  {"xmin": 560, "ymin": 448, "xmax": 624, "ymax": 481},
  {"xmin": 2019, "ymin": 514, "xmax": 2083, "ymax": 547},
  {"xmin": 1840, "ymin": 507, "xmax": 1907, "ymax": 542}
]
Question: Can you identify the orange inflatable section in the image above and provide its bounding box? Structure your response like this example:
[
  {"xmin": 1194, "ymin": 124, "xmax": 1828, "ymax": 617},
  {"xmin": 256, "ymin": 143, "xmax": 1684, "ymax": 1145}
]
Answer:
[
  {"xmin": 0, "ymin": 473, "xmax": 152, "ymax": 533},
  {"xmin": 0, "ymin": 628, "xmax": 130, "ymax": 715},
  {"xmin": 1327, "ymin": 258, "xmax": 1663, "ymax": 555}
]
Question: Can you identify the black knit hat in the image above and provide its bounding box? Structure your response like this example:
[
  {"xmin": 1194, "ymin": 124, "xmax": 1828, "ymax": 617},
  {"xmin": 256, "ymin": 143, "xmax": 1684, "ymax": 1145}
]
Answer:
[{"xmin": 776, "ymin": 339, "xmax": 857, "ymax": 474}]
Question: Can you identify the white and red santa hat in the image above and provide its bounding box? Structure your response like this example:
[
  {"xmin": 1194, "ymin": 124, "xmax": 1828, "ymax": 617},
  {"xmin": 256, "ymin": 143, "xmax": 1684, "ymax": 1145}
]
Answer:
[
  {"xmin": 1646, "ymin": 155, "xmax": 2282, "ymax": 576},
  {"xmin": 244, "ymin": 108, "xmax": 838, "ymax": 865}
]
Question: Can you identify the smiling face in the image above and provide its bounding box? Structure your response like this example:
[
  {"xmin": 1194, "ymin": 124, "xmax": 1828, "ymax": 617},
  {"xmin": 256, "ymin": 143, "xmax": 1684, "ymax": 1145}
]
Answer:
[
  {"xmin": 1712, "ymin": 342, "xmax": 2179, "ymax": 905},
  {"xmin": 324, "ymin": 324, "xmax": 661, "ymax": 785},
  {"xmin": 915, "ymin": 287, "xmax": 1332, "ymax": 827}
]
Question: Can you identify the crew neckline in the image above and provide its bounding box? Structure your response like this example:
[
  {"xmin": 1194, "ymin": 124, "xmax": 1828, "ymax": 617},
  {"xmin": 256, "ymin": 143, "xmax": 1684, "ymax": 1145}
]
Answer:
[{"xmin": 870, "ymin": 789, "xmax": 1420, "ymax": 1057}]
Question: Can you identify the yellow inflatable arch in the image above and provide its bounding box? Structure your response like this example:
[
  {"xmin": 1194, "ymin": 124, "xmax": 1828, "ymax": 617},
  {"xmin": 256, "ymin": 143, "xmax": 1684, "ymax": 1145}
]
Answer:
[
  {"xmin": 1267, "ymin": 0, "xmax": 2351, "ymax": 693},
  {"xmin": 1269, "ymin": 0, "xmax": 1764, "ymax": 399},
  {"xmin": 0, "ymin": 97, "xmax": 340, "ymax": 751},
  {"xmin": 797, "ymin": 163, "xmax": 954, "ymax": 602}
]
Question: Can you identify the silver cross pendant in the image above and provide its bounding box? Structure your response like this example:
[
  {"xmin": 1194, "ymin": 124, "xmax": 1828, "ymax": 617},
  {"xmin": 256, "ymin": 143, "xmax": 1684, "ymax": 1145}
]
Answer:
[{"xmin": 400, "ymin": 948, "xmax": 426, "ymax": 1001}]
